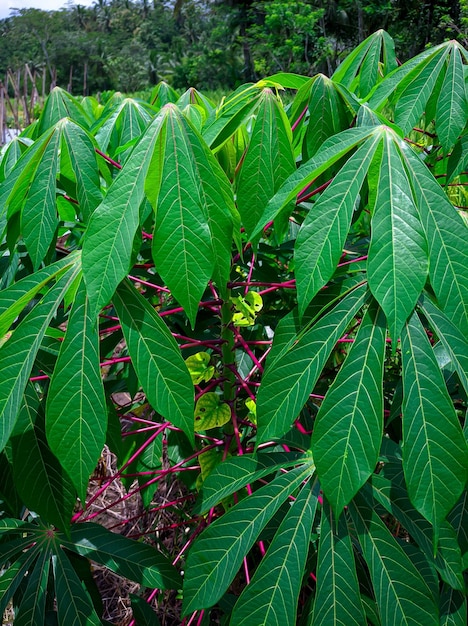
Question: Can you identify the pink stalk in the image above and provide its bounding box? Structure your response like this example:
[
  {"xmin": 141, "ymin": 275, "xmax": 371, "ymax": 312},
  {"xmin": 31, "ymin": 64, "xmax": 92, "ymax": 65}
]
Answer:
[
  {"xmin": 234, "ymin": 329, "xmax": 264, "ymax": 373},
  {"xmin": 336, "ymin": 255, "xmax": 368, "ymax": 267},
  {"xmin": 128, "ymin": 274, "xmax": 170, "ymax": 292},
  {"xmin": 243, "ymin": 556, "xmax": 251, "ymax": 584},
  {"xmin": 244, "ymin": 252, "xmax": 255, "ymax": 295},
  {"xmin": 291, "ymin": 104, "xmax": 308, "ymax": 132},
  {"xmin": 297, "ymin": 178, "xmax": 332, "ymax": 204},
  {"xmin": 95, "ymin": 148, "xmax": 121, "ymax": 169}
]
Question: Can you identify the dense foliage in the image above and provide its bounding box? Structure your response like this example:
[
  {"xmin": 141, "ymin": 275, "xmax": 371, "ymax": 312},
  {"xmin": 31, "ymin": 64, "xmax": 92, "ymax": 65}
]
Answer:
[
  {"xmin": 0, "ymin": 0, "xmax": 467, "ymax": 93},
  {"xmin": 1, "ymin": 29, "xmax": 468, "ymax": 625}
]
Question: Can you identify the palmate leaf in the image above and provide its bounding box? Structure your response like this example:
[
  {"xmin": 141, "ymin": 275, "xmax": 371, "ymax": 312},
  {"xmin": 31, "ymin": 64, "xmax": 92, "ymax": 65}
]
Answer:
[
  {"xmin": 440, "ymin": 585, "xmax": 467, "ymax": 626},
  {"xmin": 312, "ymin": 498, "xmax": 366, "ymax": 626},
  {"xmin": 436, "ymin": 46, "xmax": 468, "ymax": 152},
  {"xmin": 250, "ymin": 126, "xmax": 375, "ymax": 240},
  {"xmin": 183, "ymin": 462, "xmax": 314, "ymax": 614},
  {"xmin": 14, "ymin": 546, "xmax": 50, "ymax": 626},
  {"xmin": 149, "ymin": 104, "xmax": 215, "ymax": 326},
  {"xmin": 61, "ymin": 119, "xmax": 102, "ymax": 223},
  {"xmin": 0, "ymin": 548, "xmax": 41, "ymax": 616},
  {"xmin": 169, "ymin": 106, "xmax": 238, "ymax": 295},
  {"xmin": 113, "ymin": 279, "xmax": 194, "ymax": 444},
  {"xmin": 0, "ymin": 261, "xmax": 81, "ymax": 452},
  {"xmin": 230, "ymin": 478, "xmax": 319, "ymax": 626},
  {"xmin": 302, "ymin": 74, "xmax": 350, "ymax": 160},
  {"xmin": 398, "ymin": 140, "xmax": 468, "ymax": 337},
  {"xmin": 332, "ymin": 30, "xmax": 397, "ymax": 98},
  {"xmin": 0, "ymin": 127, "xmax": 56, "ymax": 243},
  {"xmin": 10, "ymin": 385, "xmax": 76, "ymax": 531},
  {"xmin": 367, "ymin": 133, "xmax": 428, "ymax": 341},
  {"xmin": 349, "ymin": 492, "xmax": 439, "ymax": 626},
  {"xmin": 46, "ymin": 279, "xmax": 107, "ymax": 503},
  {"xmin": 419, "ymin": 295, "xmax": 468, "ymax": 413},
  {"xmin": 311, "ymin": 302, "xmax": 386, "ymax": 516},
  {"xmin": 235, "ymin": 88, "xmax": 295, "ymax": 239},
  {"xmin": 36, "ymin": 86, "xmax": 91, "ymax": 136},
  {"xmin": 0, "ymin": 251, "xmax": 79, "ymax": 338},
  {"xmin": 94, "ymin": 97, "xmax": 153, "ymax": 158},
  {"xmin": 295, "ymin": 132, "xmax": 382, "ymax": 316},
  {"xmin": 369, "ymin": 477, "xmax": 464, "ymax": 591},
  {"xmin": 195, "ymin": 451, "xmax": 308, "ymax": 514},
  {"xmin": 202, "ymin": 84, "xmax": 262, "ymax": 151},
  {"xmin": 394, "ymin": 49, "xmax": 448, "ymax": 135},
  {"xmin": 256, "ymin": 283, "xmax": 369, "ymax": 445},
  {"xmin": 63, "ymin": 522, "xmax": 181, "ymax": 589},
  {"xmin": 82, "ymin": 112, "xmax": 166, "ymax": 319},
  {"xmin": 21, "ymin": 125, "xmax": 61, "ymax": 269},
  {"xmin": 53, "ymin": 549, "xmax": 101, "ymax": 626},
  {"xmin": 401, "ymin": 312, "xmax": 468, "ymax": 542}
]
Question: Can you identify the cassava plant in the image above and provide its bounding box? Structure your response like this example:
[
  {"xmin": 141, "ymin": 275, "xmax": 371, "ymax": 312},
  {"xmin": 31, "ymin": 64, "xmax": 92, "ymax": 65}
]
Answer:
[{"xmin": 1, "ymin": 29, "xmax": 468, "ymax": 626}]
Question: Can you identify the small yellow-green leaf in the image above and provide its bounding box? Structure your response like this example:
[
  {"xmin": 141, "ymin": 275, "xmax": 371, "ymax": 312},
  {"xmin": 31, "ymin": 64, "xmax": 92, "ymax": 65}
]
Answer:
[
  {"xmin": 245, "ymin": 398, "xmax": 257, "ymax": 424},
  {"xmin": 194, "ymin": 393, "xmax": 231, "ymax": 430},
  {"xmin": 185, "ymin": 352, "xmax": 215, "ymax": 385},
  {"xmin": 232, "ymin": 291, "xmax": 263, "ymax": 327},
  {"xmin": 196, "ymin": 448, "xmax": 224, "ymax": 489}
]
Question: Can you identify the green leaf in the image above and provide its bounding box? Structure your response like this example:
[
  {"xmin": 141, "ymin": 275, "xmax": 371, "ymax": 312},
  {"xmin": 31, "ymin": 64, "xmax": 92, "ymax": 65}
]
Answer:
[
  {"xmin": 235, "ymin": 88, "xmax": 295, "ymax": 239},
  {"xmin": 230, "ymin": 478, "xmax": 318, "ymax": 626},
  {"xmin": 332, "ymin": 30, "xmax": 397, "ymax": 96},
  {"xmin": 436, "ymin": 47, "xmax": 468, "ymax": 153},
  {"xmin": 183, "ymin": 462, "xmax": 314, "ymax": 613},
  {"xmin": 394, "ymin": 49, "xmax": 448, "ymax": 135},
  {"xmin": 0, "ymin": 252, "xmax": 79, "ymax": 338},
  {"xmin": 21, "ymin": 126, "xmax": 60, "ymax": 269},
  {"xmin": 195, "ymin": 451, "xmax": 308, "ymax": 514},
  {"xmin": 11, "ymin": 385, "xmax": 76, "ymax": 531},
  {"xmin": 37, "ymin": 87, "xmax": 91, "ymax": 135},
  {"xmin": 369, "ymin": 476, "xmax": 464, "ymax": 591},
  {"xmin": 160, "ymin": 105, "xmax": 237, "ymax": 295},
  {"xmin": 61, "ymin": 120, "xmax": 102, "ymax": 222},
  {"xmin": 311, "ymin": 302, "xmax": 386, "ymax": 515},
  {"xmin": 231, "ymin": 291, "xmax": 263, "ymax": 327},
  {"xmin": 312, "ymin": 498, "xmax": 366, "ymax": 626},
  {"xmin": 82, "ymin": 112, "xmax": 165, "ymax": 318},
  {"xmin": 113, "ymin": 279, "xmax": 194, "ymax": 444},
  {"xmin": 150, "ymin": 105, "xmax": 214, "ymax": 326},
  {"xmin": 256, "ymin": 283, "xmax": 369, "ymax": 445},
  {"xmin": 401, "ymin": 312, "xmax": 468, "ymax": 542},
  {"xmin": 367, "ymin": 134, "xmax": 428, "ymax": 341},
  {"xmin": 53, "ymin": 549, "xmax": 101, "ymax": 626},
  {"xmin": 440, "ymin": 584, "xmax": 467, "ymax": 626},
  {"xmin": 130, "ymin": 594, "xmax": 161, "ymax": 626},
  {"xmin": 398, "ymin": 141, "xmax": 468, "ymax": 338},
  {"xmin": 349, "ymin": 492, "xmax": 439, "ymax": 626},
  {"xmin": 303, "ymin": 74, "xmax": 350, "ymax": 160},
  {"xmin": 194, "ymin": 393, "xmax": 231, "ymax": 430},
  {"xmin": 202, "ymin": 84, "xmax": 262, "ymax": 151},
  {"xmin": 0, "ymin": 549, "xmax": 41, "ymax": 616},
  {"xmin": 367, "ymin": 43, "xmax": 448, "ymax": 111},
  {"xmin": 250, "ymin": 127, "xmax": 375, "ymax": 240},
  {"xmin": 14, "ymin": 547, "xmax": 50, "ymax": 626},
  {"xmin": 419, "ymin": 295, "xmax": 468, "ymax": 411},
  {"xmin": 46, "ymin": 279, "xmax": 107, "ymax": 503},
  {"xmin": 0, "ymin": 262, "xmax": 81, "ymax": 452},
  {"xmin": 185, "ymin": 352, "xmax": 215, "ymax": 385},
  {"xmin": 295, "ymin": 132, "xmax": 381, "ymax": 315},
  {"xmin": 65, "ymin": 522, "xmax": 181, "ymax": 589}
]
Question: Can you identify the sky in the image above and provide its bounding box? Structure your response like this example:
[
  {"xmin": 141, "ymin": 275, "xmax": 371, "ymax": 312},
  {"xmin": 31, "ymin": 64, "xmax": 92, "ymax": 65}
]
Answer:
[{"xmin": 0, "ymin": 0, "xmax": 95, "ymax": 20}]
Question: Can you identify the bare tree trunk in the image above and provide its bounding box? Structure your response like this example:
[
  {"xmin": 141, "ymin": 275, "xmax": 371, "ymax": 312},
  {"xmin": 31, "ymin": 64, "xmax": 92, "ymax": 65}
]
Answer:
[
  {"xmin": 83, "ymin": 61, "xmax": 88, "ymax": 97},
  {"xmin": 68, "ymin": 66, "xmax": 73, "ymax": 93}
]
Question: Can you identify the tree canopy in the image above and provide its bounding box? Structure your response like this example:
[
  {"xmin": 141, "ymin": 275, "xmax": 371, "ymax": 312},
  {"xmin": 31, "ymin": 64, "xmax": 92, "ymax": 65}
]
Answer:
[{"xmin": 0, "ymin": 0, "xmax": 466, "ymax": 94}]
